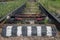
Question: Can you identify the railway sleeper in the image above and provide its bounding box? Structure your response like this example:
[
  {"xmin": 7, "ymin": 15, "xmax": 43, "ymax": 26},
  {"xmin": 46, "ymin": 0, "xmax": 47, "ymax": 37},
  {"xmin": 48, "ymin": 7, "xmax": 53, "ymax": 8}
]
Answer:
[
  {"xmin": 6, "ymin": 17, "xmax": 46, "ymax": 24},
  {"xmin": 1, "ymin": 25, "xmax": 57, "ymax": 37},
  {"xmin": 9, "ymin": 14, "xmax": 46, "ymax": 18},
  {"xmin": 6, "ymin": 15, "xmax": 47, "ymax": 24}
]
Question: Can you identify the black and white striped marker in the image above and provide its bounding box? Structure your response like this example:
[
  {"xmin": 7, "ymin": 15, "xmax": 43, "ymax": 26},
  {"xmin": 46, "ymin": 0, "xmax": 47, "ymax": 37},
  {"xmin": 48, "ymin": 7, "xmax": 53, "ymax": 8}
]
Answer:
[{"xmin": 2, "ymin": 25, "xmax": 57, "ymax": 37}]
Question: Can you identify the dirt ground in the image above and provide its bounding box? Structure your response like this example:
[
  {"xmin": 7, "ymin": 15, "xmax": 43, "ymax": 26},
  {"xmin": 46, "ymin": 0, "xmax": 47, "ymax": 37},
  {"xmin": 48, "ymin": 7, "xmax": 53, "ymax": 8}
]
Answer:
[{"xmin": 0, "ymin": 36, "xmax": 60, "ymax": 40}]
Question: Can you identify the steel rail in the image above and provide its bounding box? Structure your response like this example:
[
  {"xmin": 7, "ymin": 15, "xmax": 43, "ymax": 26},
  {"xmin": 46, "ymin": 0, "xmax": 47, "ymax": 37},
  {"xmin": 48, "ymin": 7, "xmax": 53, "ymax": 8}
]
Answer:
[
  {"xmin": 0, "ymin": 3, "xmax": 26, "ymax": 23},
  {"xmin": 38, "ymin": 3, "xmax": 60, "ymax": 31}
]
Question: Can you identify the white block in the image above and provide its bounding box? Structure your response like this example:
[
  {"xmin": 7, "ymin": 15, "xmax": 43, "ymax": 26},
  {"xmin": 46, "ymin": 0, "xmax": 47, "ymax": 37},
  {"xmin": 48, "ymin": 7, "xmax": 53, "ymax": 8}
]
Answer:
[
  {"xmin": 27, "ymin": 26, "xmax": 32, "ymax": 36},
  {"xmin": 6, "ymin": 26, "xmax": 13, "ymax": 36},
  {"xmin": 37, "ymin": 26, "xmax": 41, "ymax": 36},
  {"xmin": 17, "ymin": 26, "xmax": 22, "ymax": 36},
  {"xmin": 46, "ymin": 26, "xmax": 52, "ymax": 36}
]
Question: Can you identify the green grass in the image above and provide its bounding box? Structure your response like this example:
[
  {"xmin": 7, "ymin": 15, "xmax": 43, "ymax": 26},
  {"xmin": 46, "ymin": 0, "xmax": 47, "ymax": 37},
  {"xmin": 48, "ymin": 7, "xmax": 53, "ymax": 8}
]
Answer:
[
  {"xmin": 0, "ymin": 0, "xmax": 27, "ymax": 18},
  {"xmin": 38, "ymin": 0, "xmax": 60, "ymax": 14},
  {"xmin": 38, "ymin": 0, "xmax": 60, "ymax": 8}
]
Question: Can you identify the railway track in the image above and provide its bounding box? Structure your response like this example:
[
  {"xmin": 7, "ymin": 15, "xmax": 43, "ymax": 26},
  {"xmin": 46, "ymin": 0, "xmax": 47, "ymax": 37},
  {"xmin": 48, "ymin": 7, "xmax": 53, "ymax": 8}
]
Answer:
[
  {"xmin": 5, "ymin": 2, "xmax": 50, "ymax": 24},
  {"xmin": 0, "ymin": 0, "xmax": 60, "ymax": 40}
]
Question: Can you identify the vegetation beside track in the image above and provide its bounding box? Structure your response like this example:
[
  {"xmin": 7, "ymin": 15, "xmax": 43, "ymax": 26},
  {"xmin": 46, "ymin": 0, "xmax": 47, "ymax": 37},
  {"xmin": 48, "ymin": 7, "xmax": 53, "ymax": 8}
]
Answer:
[
  {"xmin": 0, "ymin": 0, "xmax": 27, "ymax": 19},
  {"xmin": 0, "ymin": 0, "xmax": 14, "ymax": 2},
  {"xmin": 38, "ymin": 0, "xmax": 60, "ymax": 15}
]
